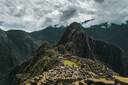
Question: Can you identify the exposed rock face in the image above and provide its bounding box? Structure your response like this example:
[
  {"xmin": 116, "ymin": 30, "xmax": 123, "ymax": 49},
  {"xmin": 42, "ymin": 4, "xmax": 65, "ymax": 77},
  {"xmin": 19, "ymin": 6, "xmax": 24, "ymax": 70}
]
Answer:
[
  {"xmin": 58, "ymin": 22, "xmax": 93, "ymax": 58},
  {"xmin": 58, "ymin": 22, "xmax": 124, "ymax": 74}
]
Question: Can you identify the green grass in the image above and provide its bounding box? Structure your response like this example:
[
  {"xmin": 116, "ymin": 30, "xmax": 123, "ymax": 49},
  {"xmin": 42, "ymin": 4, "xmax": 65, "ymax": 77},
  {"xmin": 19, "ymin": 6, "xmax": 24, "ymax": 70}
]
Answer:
[
  {"xmin": 26, "ymin": 83, "xmax": 31, "ymax": 85},
  {"xmin": 63, "ymin": 60, "xmax": 80, "ymax": 67}
]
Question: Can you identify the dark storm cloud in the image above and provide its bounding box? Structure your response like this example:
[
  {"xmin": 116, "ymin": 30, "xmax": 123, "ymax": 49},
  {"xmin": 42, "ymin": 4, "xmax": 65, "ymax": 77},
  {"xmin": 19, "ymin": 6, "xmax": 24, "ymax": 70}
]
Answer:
[
  {"xmin": 79, "ymin": 8, "xmax": 95, "ymax": 15},
  {"xmin": 43, "ymin": 17, "xmax": 53, "ymax": 26},
  {"xmin": 91, "ymin": 0, "xmax": 128, "ymax": 25},
  {"xmin": 94, "ymin": 0, "xmax": 104, "ymax": 3},
  {"xmin": 60, "ymin": 6, "xmax": 77, "ymax": 21}
]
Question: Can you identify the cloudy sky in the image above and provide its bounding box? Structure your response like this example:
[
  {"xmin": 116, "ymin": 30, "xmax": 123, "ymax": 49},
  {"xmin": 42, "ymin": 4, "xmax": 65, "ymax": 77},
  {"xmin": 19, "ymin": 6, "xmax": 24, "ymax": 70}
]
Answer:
[{"xmin": 0, "ymin": 0, "xmax": 128, "ymax": 32}]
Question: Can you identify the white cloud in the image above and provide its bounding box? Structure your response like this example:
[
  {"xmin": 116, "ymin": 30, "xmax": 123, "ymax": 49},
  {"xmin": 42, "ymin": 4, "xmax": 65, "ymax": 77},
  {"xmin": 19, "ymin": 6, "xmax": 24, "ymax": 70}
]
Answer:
[{"xmin": 0, "ymin": 0, "xmax": 128, "ymax": 31}]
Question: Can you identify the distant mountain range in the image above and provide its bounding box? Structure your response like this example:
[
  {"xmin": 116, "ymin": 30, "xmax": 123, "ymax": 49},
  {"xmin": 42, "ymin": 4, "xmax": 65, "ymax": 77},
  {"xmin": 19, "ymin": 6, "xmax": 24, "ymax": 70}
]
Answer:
[{"xmin": 30, "ymin": 26, "xmax": 65, "ymax": 45}]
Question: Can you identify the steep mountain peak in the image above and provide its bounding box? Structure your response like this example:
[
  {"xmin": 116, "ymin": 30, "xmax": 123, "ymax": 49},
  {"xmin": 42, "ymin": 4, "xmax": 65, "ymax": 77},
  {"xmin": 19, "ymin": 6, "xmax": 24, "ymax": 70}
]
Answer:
[
  {"xmin": 68, "ymin": 22, "xmax": 83, "ymax": 30},
  {"xmin": 58, "ymin": 22, "xmax": 87, "ymax": 45},
  {"xmin": 66, "ymin": 22, "xmax": 84, "ymax": 35}
]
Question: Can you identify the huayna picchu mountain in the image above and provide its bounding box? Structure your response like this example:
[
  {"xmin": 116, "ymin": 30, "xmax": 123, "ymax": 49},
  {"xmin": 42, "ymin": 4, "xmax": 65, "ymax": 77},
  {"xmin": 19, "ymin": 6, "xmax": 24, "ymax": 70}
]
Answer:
[
  {"xmin": 8, "ymin": 22, "xmax": 128, "ymax": 85},
  {"xmin": 58, "ymin": 22, "xmax": 124, "ymax": 74}
]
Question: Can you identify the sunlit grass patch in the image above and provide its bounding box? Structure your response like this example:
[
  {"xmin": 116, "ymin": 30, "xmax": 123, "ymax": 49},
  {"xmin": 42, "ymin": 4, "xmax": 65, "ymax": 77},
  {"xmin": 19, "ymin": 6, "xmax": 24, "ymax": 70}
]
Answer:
[
  {"xmin": 25, "ymin": 83, "xmax": 31, "ymax": 85},
  {"xmin": 63, "ymin": 60, "xmax": 80, "ymax": 67}
]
